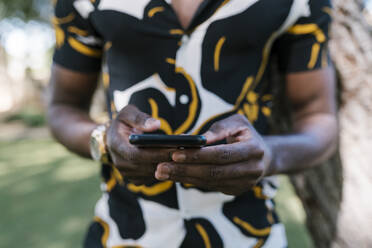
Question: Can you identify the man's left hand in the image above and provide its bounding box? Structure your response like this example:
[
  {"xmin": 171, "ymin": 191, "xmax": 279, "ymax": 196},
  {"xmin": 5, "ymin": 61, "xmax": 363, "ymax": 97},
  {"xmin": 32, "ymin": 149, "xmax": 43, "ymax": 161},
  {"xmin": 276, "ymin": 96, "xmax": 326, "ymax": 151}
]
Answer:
[{"xmin": 155, "ymin": 114, "xmax": 272, "ymax": 196}]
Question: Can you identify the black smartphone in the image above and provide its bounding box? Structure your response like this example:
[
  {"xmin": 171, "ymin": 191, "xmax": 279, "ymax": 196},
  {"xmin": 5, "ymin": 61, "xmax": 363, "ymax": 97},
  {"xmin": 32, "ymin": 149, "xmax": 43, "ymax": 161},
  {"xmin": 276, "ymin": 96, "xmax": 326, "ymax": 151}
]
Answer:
[{"xmin": 129, "ymin": 134, "xmax": 206, "ymax": 148}]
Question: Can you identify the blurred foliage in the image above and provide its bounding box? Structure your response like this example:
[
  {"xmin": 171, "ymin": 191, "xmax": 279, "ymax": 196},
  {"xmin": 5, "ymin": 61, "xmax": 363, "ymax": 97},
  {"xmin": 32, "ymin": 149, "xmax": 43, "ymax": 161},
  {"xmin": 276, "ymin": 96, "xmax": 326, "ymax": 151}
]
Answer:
[
  {"xmin": 0, "ymin": 0, "xmax": 51, "ymax": 21},
  {"xmin": 5, "ymin": 107, "xmax": 46, "ymax": 127}
]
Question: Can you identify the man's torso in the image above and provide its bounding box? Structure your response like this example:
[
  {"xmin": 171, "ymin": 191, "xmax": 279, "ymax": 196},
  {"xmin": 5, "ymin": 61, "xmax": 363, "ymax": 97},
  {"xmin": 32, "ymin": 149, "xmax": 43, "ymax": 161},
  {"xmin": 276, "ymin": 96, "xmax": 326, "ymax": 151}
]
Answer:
[{"xmin": 54, "ymin": 0, "xmax": 318, "ymax": 247}]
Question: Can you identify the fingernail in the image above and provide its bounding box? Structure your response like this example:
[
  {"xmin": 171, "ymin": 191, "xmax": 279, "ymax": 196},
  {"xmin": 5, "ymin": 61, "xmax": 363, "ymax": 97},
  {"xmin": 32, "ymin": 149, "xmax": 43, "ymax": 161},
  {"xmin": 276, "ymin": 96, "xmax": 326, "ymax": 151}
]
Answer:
[
  {"xmin": 155, "ymin": 164, "xmax": 170, "ymax": 180},
  {"xmin": 173, "ymin": 153, "xmax": 186, "ymax": 162},
  {"xmin": 203, "ymin": 131, "xmax": 214, "ymax": 144},
  {"xmin": 144, "ymin": 118, "xmax": 160, "ymax": 129},
  {"xmin": 203, "ymin": 131, "xmax": 213, "ymax": 139}
]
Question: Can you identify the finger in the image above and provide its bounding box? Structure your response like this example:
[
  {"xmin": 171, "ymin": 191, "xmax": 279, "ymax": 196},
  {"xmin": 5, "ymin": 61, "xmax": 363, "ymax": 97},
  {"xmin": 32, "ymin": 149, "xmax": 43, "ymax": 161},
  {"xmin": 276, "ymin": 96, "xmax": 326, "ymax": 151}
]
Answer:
[
  {"xmin": 202, "ymin": 114, "xmax": 251, "ymax": 144},
  {"xmin": 112, "ymin": 143, "xmax": 175, "ymax": 163},
  {"xmin": 172, "ymin": 141, "xmax": 264, "ymax": 164},
  {"xmin": 108, "ymin": 124, "xmax": 172, "ymax": 164},
  {"xmin": 155, "ymin": 161, "xmax": 263, "ymax": 182},
  {"xmin": 117, "ymin": 105, "xmax": 160, "ymax": 132},
  {"xmin": 111, "ymin": 149, "xmax": 163, "ymax": 174},
  {"xmin": 112, "ymin": 153, "xmax": 167, "ymax": 175}
]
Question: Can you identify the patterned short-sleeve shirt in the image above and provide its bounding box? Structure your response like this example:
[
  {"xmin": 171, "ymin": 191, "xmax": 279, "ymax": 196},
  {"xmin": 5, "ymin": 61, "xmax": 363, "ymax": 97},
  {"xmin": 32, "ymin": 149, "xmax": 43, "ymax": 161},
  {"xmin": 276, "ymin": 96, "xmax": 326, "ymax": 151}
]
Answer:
[{"xmin": 53, "ymin": 0, "xmax": 331, "ymax": 247}]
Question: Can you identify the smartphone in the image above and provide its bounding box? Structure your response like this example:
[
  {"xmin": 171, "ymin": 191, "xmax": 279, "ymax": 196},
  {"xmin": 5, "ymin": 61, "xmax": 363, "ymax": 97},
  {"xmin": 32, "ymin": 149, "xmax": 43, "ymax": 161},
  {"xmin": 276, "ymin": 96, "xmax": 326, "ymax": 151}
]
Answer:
[{"xmin": 129, "ymin": 134, "xmax": 206, "ymax": 148}]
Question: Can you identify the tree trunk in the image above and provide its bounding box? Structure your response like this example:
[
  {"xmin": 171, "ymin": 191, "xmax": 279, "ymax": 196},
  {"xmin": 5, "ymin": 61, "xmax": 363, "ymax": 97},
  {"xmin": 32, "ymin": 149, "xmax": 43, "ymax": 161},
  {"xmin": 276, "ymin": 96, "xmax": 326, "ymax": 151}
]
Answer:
[
  {"xmin": 271, "ymin": 1, "xmax": 372, "ymax": 247},
  {"xmin": 329, "ymin": 1, "xmax": 372, "ymax": 247}
]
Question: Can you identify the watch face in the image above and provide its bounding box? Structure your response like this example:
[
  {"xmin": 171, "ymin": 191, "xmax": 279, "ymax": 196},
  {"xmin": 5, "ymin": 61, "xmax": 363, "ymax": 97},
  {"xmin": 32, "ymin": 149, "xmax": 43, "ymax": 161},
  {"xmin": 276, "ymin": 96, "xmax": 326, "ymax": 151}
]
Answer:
[
  {"xmin": 90, "ymin": 124, "xmax": 108, "ymax": 162},
  {"xmin": 90, "ymin": 137, "xmax": 101, "ymax": 161}
]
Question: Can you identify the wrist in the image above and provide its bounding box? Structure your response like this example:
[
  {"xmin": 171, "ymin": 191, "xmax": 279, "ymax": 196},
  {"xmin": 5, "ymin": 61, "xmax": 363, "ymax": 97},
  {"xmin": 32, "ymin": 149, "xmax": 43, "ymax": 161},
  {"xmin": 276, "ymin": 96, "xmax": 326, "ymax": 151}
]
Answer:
[{"xmin": 263, "ymin": 137, "xmax": 279, "ymax": 177}]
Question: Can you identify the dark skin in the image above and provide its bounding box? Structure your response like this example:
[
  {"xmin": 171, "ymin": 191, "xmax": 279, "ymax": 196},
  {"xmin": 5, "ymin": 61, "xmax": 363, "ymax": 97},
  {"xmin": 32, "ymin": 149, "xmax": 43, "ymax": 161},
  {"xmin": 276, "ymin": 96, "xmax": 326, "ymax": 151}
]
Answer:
[
  {"xmin": 156, "ymin": 67, "xmax": 338, "ymax": 195},
  {"xmin": 49, "ymin": 0, "xmax": 336, "ymax": 194},
  {"xmin": 48, "ymin": 63, "xmax": 337, "ymax": 195},
  {"xmin": 48, "ymin": 65, "xmax": 176, "ymax": 185}
]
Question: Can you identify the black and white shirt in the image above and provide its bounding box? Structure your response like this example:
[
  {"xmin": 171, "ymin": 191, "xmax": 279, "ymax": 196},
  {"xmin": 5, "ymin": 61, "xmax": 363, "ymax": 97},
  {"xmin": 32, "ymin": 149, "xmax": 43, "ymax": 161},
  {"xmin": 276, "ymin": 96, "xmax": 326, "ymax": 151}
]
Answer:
[{"xmin": 53, "ymin": 0, "xmax": 331, "ymax": 247}]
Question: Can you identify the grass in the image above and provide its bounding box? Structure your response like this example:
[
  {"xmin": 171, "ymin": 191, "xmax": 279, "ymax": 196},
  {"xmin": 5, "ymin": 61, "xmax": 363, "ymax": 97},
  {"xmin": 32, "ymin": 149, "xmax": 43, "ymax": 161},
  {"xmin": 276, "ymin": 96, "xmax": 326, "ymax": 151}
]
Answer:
[
  {"xmin": 275, "ymin": 177, "xmax": 314, "ymax": 248},
  {"xmin": 0, "ymin": 136, "xmax": 313, "ymax": 248},
  {"xmin": 0, "ymin": 138, "xmax": 101, "ymax": 248}
]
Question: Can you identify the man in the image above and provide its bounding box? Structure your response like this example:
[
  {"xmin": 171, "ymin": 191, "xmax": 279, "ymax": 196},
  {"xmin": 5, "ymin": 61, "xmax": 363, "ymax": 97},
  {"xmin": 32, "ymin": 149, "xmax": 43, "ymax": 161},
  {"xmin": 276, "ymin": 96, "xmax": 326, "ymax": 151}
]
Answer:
[{"xmin": 48, "ymin": 0, "xmax": 337, "ymax": 247}]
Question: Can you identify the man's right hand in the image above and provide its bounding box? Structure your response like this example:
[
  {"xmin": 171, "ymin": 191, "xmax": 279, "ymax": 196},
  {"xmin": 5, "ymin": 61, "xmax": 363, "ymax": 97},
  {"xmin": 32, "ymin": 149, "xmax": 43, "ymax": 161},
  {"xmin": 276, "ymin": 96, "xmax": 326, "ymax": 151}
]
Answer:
[
  {"xmin": 106, "ymin": 105, "xmax": 174, "ymax": 185},
  {"xmin": 48, "ymin": 65, "xmax": 174, "ymax": 185}
]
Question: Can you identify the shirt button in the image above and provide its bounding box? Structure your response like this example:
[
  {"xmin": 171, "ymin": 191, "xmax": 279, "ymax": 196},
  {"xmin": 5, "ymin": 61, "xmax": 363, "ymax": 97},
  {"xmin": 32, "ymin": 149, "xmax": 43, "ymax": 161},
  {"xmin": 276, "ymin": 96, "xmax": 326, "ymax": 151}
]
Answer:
[{"xmin": 179, "ymin": 94, "xmax": 189, "ymax": 104}]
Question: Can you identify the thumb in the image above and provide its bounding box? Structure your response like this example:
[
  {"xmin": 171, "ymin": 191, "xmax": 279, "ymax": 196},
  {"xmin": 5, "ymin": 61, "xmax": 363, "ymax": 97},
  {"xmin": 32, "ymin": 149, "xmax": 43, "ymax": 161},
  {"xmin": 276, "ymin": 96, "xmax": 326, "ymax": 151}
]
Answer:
[
  {"xmin": 202, "ymin": 115, "xmax": 248, "ymax": 144},
  {"xmin": 117, "ymin": 105, "xmax": 160, "ymax": 132}
]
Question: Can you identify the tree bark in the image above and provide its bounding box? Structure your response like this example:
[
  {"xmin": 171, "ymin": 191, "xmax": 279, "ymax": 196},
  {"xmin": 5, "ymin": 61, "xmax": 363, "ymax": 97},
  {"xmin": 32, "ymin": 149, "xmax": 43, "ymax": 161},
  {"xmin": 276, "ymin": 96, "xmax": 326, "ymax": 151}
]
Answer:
[
  {"xmin": 271, "ymin": 1, "xmax": 372, "ymax": 247},
  {"xmin": 329, "ymin": 1, "xmax": 372, "ymax": 247}
]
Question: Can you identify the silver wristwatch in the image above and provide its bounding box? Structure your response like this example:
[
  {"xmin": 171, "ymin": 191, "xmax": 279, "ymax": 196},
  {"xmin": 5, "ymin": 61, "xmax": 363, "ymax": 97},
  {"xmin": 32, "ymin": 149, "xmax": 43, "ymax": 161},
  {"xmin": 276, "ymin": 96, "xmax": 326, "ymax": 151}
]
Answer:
[{"xmin": 90, "ymin": 123, "xmax": 111, "ymax": 164}]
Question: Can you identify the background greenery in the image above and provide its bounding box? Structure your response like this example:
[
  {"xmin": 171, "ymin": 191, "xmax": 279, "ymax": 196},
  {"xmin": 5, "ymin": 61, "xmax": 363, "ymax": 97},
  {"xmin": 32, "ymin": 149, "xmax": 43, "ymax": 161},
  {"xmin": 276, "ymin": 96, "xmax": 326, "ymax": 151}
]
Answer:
[{"xmin": 0, "ymin": 0, "xmax": 50, "ymax": 20}]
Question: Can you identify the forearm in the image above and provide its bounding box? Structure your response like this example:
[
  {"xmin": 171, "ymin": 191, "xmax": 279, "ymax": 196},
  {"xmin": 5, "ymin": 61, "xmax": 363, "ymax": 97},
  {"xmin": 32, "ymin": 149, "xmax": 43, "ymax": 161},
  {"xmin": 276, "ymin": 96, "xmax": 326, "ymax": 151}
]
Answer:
[
  {"xmin": 265, "ymin": 113, "xmax": 338, "ymax": 176},
  {"xmin": 47, "ymin": 104, "xmax": 98, "ymax": 158},
  {"xmin": 47, "ymin": 64, "xmax": 101, "ymax": 159}
]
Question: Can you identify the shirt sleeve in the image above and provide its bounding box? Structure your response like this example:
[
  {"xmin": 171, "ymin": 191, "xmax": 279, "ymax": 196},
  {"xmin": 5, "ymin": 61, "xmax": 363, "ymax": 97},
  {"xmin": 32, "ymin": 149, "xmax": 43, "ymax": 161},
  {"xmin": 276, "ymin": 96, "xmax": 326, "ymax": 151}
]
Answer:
[
  {"xmin": 274, "ymin": 0, "xmax": 332, "ymax": 73},
  {"xmin": 52, "ymin": 0, "xmax": 103, "ymax": 72}
]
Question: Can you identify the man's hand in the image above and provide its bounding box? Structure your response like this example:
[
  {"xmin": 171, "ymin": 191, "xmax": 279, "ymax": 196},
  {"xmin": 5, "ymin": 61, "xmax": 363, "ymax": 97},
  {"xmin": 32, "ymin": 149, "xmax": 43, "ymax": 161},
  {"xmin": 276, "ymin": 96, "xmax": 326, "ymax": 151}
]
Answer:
[
  {"xmin": 155, "ymin": 114, "xmax": 272, "ymax": 195},
  {"xmin": 106, "ymin": 105, "xmax": 175, "ymax": 185}
]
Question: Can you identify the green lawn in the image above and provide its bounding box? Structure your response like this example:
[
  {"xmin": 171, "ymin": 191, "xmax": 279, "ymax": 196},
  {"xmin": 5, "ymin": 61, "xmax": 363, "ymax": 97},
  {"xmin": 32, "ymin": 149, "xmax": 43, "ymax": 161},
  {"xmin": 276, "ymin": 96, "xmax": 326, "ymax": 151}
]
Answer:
[{"xmin": 0, "ymin": 135, "xmax": 313, "ymax": 247}]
